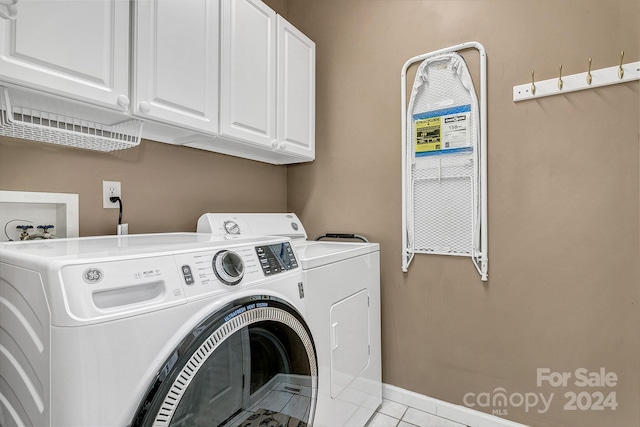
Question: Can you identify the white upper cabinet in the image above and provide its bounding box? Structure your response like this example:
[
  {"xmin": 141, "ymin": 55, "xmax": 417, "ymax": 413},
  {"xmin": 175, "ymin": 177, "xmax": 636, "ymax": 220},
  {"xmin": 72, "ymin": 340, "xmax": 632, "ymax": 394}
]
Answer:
[
  {"xmin": 220, "ymin": 0, "xmax": 277, "ymax": 148},
  {"xmin": 276, "ymin": 15, "xmax": 315, "ymax": 159},
  {"xmin": 219, "ymin": 0, "xmax": 315, "ymax": 162},
  {"xmin": 0, "ymin": 0, "xmax": 130, "ymax": 110},
  {"xmin": 0, "ymin": 0, "xmax": 314, "ymax": 164},
  {"xmin": 133, "ymin": 0, "xmax": 219, "ymax": 134}
]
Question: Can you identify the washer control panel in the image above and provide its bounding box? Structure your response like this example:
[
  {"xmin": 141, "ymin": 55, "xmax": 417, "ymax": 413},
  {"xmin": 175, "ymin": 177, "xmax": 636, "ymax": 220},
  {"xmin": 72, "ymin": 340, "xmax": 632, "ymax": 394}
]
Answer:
[
  {"xmin": 173, "ymin": 239, "xmax": 301, "ymax": 299},
  {"xmin": 255, "ymin": 242, "xmax": 298, "ymax": 276}
]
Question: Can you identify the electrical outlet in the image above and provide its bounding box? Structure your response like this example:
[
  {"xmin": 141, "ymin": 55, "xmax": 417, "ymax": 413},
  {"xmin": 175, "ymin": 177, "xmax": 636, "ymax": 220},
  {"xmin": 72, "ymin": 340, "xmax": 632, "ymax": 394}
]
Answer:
[{"xmin": 103, "ymin": 181, "xmax": 121, "ymax": 209}]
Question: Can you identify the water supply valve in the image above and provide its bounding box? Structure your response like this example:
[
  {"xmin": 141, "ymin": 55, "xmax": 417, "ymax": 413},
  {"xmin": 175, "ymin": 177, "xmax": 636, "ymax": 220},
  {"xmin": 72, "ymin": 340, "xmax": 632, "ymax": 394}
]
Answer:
[
  {"xmin": 16, "ymin": 225, "xmax": 33, "ymax": 240},
  {"xmin": 37, "ymin": 225, "xmax": 55, "ymax": 239}
]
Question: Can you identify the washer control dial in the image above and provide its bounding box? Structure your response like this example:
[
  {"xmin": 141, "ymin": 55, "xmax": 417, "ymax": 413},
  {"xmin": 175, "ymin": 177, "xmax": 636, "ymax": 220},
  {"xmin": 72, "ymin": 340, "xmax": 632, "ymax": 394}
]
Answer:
[
  {"xmin": 212, "ymin": 250, "xmax": 245, "ymax": 285},
  {"xmin": 223, "ymin": 220, "xmax": 240, "ymax": 235}
]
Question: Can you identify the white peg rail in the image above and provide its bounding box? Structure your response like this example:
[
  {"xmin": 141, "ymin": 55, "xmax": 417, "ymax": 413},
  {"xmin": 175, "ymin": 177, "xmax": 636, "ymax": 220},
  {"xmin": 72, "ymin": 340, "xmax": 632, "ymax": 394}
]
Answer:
[{"xmin": 514, "ymin": 61, "xmax": 640, "ymax": 102}]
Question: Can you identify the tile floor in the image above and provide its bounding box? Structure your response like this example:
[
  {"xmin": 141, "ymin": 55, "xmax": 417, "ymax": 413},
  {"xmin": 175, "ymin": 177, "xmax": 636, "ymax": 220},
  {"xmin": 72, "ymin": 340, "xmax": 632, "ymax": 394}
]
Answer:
[{"xmin": 365, "ymin": 398, "xmax": 469, "ymax": 427}]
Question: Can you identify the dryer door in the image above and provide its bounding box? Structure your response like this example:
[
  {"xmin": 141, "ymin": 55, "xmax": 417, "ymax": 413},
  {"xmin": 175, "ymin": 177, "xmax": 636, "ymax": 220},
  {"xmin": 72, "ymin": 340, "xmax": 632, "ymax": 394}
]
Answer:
[{"xmin": 132, "ymin": 296, "xmax": 317, "ymax": 427}]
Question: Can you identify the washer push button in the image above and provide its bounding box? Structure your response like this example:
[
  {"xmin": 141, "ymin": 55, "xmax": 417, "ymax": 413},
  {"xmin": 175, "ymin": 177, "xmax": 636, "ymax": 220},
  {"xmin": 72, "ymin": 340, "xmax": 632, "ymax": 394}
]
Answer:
[{"xmin": 181, "ymin": 265, "xmax": 195, "ymax": 285}]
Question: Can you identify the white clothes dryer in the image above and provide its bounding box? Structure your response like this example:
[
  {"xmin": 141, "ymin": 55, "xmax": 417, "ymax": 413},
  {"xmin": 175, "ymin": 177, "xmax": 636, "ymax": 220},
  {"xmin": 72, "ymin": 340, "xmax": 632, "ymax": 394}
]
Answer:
[
  {"xmin": 0, "ymin": 233, "xmax": 317, "ymax": 427},
  {"xmin": 198, "ymin": 213, "xmax": 382, "ymax": 427}
]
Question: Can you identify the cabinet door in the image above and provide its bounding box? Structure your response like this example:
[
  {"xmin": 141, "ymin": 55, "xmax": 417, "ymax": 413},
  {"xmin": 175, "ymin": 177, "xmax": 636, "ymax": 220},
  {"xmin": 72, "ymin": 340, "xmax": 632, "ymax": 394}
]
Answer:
[
  {"xmin": 276, "ymin": 15, "xmax": 315, "ymax": 159},
  {"xmin": 0, "ymin": 0, "xmax": 129, "ymax": 110},
  {"xmin": 133, "ymin": 0, "xmax": 218, "ymax": 134},
  {"xmin": 220, "ymin": 0, "xmax": 276, "ymax": 148}
]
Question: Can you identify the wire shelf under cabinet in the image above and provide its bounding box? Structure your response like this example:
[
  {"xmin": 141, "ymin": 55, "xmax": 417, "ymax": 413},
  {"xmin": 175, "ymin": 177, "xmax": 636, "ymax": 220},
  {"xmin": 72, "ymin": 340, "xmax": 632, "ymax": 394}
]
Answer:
[{"xmin": 0, "ymin": 87, "xmax": 143, "ymax": 152}]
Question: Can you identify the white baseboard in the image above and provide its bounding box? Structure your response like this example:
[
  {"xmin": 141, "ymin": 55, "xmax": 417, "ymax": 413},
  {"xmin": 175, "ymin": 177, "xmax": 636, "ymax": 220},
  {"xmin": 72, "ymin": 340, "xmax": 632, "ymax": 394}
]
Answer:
[{"xmin": 381, "ymin": 383, "xmax": 530, "ymax": 427}]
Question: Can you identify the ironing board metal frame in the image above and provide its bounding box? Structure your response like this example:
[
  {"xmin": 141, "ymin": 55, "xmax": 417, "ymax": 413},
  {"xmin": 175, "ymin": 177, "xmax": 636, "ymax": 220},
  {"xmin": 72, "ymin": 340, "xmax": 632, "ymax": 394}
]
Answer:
[{"xmin": 401, "ymin": 41, "xmax": 488, "ymax": 281}]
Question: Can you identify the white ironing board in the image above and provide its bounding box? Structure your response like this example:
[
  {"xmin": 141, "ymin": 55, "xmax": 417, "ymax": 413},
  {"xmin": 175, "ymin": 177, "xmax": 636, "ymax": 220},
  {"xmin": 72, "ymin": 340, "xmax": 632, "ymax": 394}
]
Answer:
[{"xmin": 401, "ymin": 42, "xmax": 488, "ymax": 281}]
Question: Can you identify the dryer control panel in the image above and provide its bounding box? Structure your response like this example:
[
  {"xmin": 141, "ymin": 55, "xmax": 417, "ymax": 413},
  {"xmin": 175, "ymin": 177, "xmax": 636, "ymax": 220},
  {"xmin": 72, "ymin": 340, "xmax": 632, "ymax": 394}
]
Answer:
[{"xmin": 256, "ymin": 242, "xmax": 298, "ymax": 276}]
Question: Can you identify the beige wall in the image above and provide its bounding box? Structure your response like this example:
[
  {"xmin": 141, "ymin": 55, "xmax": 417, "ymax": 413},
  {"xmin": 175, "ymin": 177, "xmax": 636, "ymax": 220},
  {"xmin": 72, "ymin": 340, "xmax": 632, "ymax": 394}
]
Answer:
[
  {"xmin": 285, "ymin": 0, "xmax": 639, "ymax": 426},
  {"xmin": 0, "ymin": 137, "xmax": 287, "ymax": 236}
]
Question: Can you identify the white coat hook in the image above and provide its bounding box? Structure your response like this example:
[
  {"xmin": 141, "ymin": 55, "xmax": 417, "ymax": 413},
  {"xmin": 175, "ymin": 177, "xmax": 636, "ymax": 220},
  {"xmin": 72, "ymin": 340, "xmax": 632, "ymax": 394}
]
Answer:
[
  {"xmin": 557, "ymin": 64, "xmax": 563, "ymax": 90},
  {"xmin": 586, "ymin": 58, "xmax": 592, "ymax": 85},
  {"xmin": 531, "ymin": 70, "xmax": 536, "ymax": 95},
  {"xmin": 618, "ymin": 51, "xmax": 624, "ymax": 79}
]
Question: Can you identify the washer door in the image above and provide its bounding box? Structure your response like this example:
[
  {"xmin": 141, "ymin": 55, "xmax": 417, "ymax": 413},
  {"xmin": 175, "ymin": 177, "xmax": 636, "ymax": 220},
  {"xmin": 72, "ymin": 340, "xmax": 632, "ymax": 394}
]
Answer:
[{"xmin": 132, "ymin": 296, "xmax": 317, "ymax": 427}]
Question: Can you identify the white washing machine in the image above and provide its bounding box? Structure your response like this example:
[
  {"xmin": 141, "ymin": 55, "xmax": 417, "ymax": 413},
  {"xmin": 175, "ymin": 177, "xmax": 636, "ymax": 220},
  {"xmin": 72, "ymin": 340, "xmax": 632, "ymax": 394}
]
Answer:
[
  {"xmin": 0, "ymin": 232, "xmax": 318, "ymax": 427},
  {"xmin": 197, "ymin": 213, "xmax": 382, "ymax": 427}
]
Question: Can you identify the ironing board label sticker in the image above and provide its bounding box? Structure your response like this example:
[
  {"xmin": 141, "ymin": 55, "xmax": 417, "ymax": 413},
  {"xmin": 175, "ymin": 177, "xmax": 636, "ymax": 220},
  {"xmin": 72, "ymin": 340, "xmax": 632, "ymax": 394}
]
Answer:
[{"xmin": 413, "ymin": 104, "xmax": 471, "ymax": 156}]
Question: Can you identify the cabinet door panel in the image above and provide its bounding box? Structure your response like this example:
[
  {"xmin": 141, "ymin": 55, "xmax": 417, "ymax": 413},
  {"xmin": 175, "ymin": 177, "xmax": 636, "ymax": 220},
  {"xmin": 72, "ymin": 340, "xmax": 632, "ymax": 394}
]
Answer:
[
  {"xmin": 0, "ymin": 0, "xmax": 129, "ymax": 109},
  {"xmin": 134, "ymin": 0, "xmax": 218, "ymax": 134},
  {"xmin": 277, "ymin": 15, "xmax": 315, "ymax": 159},
  {"xmin": 220, "ymin": 0, "xmax": 276, "ymax": 147}
]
